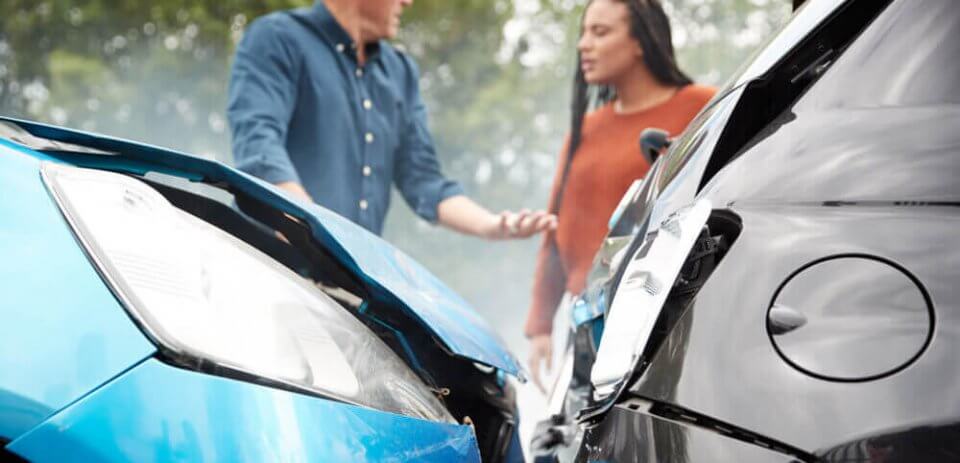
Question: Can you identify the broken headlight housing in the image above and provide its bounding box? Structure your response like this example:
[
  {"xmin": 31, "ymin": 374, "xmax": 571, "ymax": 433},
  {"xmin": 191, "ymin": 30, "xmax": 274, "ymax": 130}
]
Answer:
[{"xmin": 41, "ymin": 162, "xmax": 453, "ymax": 423}]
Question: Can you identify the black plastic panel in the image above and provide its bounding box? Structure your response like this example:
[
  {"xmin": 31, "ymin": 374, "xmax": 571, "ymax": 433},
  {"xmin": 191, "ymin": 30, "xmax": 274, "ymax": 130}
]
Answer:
[{"xmin": 575, "ymin": 403, "xmax": 798, "ymax": 462}]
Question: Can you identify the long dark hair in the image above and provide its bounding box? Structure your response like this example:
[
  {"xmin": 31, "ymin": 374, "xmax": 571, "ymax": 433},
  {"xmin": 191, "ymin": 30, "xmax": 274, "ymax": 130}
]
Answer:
[{"xmin": 552, "ymin": 0, "xmax": 692, "ymax": 214}]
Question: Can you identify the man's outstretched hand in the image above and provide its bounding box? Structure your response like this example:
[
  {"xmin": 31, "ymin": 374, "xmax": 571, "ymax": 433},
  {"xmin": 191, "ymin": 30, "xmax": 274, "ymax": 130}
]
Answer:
[
  {"xmin": 437, "ymin": 196, "xmax": 556, "ymax": 240},
  {"xmin": 488, "ymin": 209, "xmax": 557, "ymax": 240}
]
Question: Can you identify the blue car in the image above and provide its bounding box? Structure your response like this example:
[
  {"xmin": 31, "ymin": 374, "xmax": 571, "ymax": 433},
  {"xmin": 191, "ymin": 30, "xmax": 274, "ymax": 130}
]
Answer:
[{"xmin": 0, "ymin": 116, "xmax": 523, "ymax": 462}]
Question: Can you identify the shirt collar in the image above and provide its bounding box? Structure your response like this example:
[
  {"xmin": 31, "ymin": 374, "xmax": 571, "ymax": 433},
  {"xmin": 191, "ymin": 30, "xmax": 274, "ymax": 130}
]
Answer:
[{"xmin": 313, "ymin": 0, "xmax": 383, "ymax": 63}]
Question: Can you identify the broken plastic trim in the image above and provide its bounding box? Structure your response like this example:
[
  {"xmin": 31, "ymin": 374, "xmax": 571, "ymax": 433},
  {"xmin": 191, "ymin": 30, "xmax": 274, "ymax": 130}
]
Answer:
[
  {"xmin": 618, "ymin": 397, "xmax": 817, "ymax": 462},
  {"xmin": 591, "ymin": 201, "xmax": 713, "ymax": 399},
  {"xmin": 577, "ymin": 210, "xmax": 741, "ymax": 423}
]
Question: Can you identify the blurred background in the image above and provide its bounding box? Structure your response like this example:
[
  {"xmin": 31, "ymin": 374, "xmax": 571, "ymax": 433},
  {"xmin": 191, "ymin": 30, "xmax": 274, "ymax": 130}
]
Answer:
[{"xmin": 0, "ymin": 0, "xmax": 791, "ymax": 447}]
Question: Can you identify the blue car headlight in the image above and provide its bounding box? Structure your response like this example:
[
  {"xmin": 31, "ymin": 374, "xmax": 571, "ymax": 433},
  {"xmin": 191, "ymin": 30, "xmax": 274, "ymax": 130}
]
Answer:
[{"xmin": 41, "ymin": 162, "xmax": 453, "ymax": 423}]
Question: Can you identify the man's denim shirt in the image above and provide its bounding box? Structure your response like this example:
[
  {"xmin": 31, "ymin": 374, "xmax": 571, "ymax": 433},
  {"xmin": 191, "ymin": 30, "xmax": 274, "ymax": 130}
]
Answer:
[{"xmin": 227, "ymin": 2, "xmax": 463, "ymax": 235}]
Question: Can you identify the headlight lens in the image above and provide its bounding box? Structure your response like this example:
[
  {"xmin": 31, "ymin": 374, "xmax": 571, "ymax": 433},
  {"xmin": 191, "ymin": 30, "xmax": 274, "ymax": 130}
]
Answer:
[{"xmin": 42, "ymin": 163, "xmax": 453, "ymax": 422}]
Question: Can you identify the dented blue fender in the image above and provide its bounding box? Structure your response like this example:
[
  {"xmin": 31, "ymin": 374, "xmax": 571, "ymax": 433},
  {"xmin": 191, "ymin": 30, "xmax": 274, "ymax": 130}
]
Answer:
[
  {"xmin": 0, "ymin": 116, "xmax": 523, "ymax": 379},
  {"xmin": 8, "ymin": 359, "xmax": 481, "ymax": 462},
  {"xmin": 0, "ymin": 141, "xmax": 156, "ymax": 441}
]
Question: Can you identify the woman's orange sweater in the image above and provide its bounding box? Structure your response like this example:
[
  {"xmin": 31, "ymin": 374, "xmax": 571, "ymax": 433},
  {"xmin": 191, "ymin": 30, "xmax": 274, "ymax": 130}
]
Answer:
[{"xmin": 525, "ymin": 84, "xmax": 716, "ymax": 337}]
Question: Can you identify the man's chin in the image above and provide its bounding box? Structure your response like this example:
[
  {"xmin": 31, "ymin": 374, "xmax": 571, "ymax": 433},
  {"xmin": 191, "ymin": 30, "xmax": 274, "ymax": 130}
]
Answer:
[
  {"xmin": 371, "ymin": 26, "xmax": 399, "ymax": 41},
  {"xmin": 361, "ymin": 30, "xmax": 392, "ymax": 44}
]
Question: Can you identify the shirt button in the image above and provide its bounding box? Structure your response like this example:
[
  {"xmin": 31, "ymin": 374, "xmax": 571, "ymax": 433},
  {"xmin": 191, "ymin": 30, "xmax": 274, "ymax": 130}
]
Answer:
[
  {"xmin": 362, "ymin": 165, "xmax": 372, "ymax": 177},
  {"xmin": 336, "ymin": 43, "xmax": 345, "ymax": 52},
  {"xmin": 363, "ymin": 99, "xmax": 372, "ymax": 110},
  {"xmin": 365, "ymin": 132, "xmax": 374, "ymax": 143},
  {"xmin": 356, "ymin": 68, "xmax": 364, "ymax": 78},
  {"xmin": 359, "ymin": 199, "xmax": 368, "ymax": 210}
]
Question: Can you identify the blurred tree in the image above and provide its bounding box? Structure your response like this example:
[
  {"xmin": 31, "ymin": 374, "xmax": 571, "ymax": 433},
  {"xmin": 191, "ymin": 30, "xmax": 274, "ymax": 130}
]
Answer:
[
  {"xmin": 0, "ymin": 0, "xmax": 790, "ymax": 352},
  {"xmin": 0, "ymin": 1, "xmax": 311, "ymax": 158}
]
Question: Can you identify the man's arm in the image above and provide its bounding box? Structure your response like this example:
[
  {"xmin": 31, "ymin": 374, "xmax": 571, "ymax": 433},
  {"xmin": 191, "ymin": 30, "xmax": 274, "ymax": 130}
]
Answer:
[
  {"xmin": 437, "ymin": 196, "xmax": 556, "ymax": 240},
  {"xmin": 391, "ymin": 54, "xmax": 555, "ymax": 238},
  {"xmin": 227, "ymin": 15, "xmax": 308, "ymax": 199}
]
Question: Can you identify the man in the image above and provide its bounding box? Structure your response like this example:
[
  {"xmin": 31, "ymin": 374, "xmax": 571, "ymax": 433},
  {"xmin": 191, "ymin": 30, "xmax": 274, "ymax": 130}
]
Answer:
[{"xmin": 228, "ymin": 0, "xmax": 554, "ymax": 238}]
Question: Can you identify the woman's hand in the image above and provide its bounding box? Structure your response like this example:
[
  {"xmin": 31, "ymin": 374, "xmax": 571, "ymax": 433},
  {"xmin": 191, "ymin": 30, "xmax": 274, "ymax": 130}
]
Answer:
[{"xmin": 528, "ymin": 333, "xmax": 553, "ymax": 394}]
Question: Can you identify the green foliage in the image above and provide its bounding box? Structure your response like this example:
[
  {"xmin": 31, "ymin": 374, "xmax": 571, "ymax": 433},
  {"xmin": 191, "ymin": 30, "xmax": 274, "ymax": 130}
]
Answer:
[
  {"xmin": 0, "ymin": 0, "xmax": 309, "ymax": 156},
  {"xmin": 0, "ymin": 0, "xmax": 790, "ymax": 351}
]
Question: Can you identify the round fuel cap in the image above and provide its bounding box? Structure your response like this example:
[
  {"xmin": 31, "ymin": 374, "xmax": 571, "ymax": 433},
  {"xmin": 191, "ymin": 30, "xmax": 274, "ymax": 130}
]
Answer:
[{"xmin": 768, "ymin": 256, "xmax": 932, "ymax": 381}]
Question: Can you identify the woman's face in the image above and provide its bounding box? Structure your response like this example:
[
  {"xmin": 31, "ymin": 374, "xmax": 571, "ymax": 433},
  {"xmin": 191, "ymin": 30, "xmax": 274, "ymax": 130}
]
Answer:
[{"xmin": 577, "ymin": 0, "xmax": 644, "ymax": 85}]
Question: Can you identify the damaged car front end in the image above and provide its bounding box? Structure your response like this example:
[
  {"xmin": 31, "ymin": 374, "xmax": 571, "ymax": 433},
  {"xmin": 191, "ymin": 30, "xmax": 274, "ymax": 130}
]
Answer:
[
  {"xmin": 534, "ymin": 0, "xmax": 960, "ymax": 461},
  {"xmin": 0, "ymin": 118, "xmax": 523, "ymax": 462}
]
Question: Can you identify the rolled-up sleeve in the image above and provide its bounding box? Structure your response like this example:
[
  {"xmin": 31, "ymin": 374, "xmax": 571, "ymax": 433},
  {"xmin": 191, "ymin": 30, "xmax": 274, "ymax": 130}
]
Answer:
[
  {"xmin": 393, "ymin": 55, "xmax": 464, "ymax": 223},
  {"xmin": 227, "ymin": 16, "xmax": 302, "ymax": 185}
]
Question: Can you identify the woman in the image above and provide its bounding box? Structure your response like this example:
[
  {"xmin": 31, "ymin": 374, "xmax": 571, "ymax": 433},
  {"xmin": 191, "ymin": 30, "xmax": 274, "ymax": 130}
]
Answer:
[{"xmin": 526, "ymin": 0, "xmax": 715, "ymax": 389}]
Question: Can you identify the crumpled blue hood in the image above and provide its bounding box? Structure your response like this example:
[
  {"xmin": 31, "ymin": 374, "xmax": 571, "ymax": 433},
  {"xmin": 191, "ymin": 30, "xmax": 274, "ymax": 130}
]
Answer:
[
  {"xmin": 297, "ymin": 203, "xmax": 523, "ymax": 378},
  {"xmin": 0, "ymin": 116, "xmax": 523, "ymax": 379}
]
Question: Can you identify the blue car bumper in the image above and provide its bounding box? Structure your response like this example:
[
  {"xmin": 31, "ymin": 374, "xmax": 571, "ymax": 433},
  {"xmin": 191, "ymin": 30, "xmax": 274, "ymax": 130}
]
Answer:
[{"xmin": 8, "ymin": 359, "xmax": 480, "ymax": 462}]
